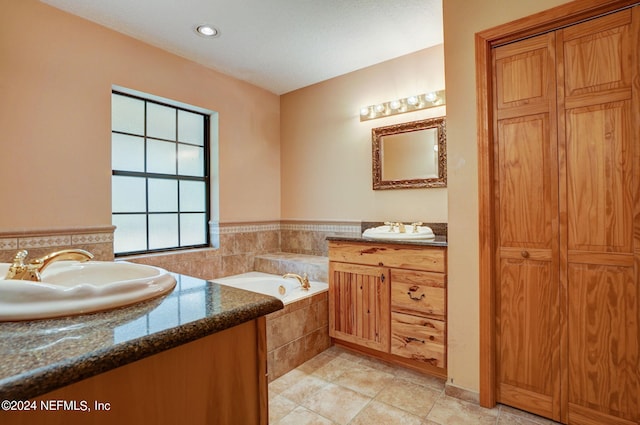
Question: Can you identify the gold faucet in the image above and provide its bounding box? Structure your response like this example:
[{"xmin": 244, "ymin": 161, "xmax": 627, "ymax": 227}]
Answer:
[
  {"xmin": 282, "ymin": 273, "xmax": 310, "ymax": 290},
  {"xmin": 384, "ymin": 221, "xmax": 406, "ymax": 232},
  {"xmin": 411, "ymin": 221, "xmax": 423, "ymax": 233},
  {"xmin": 4, "ymin": 249, "xmax": 94, "ymax": 282}
]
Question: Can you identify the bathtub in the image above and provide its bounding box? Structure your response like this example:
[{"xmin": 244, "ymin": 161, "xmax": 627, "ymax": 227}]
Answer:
[
  {"xmin": 213, "ymin": 271, "xmax": 331, "ymax": 381},
  {"xmin": 212, "ymin": 271, "xmax": 328, "ymax": 304}
]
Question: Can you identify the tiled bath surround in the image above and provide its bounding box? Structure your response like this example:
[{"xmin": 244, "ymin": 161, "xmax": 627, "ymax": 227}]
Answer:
[
  {"xmin": 254, "ymin": 252, "xmax": 329, "ymax": 282},
  {"xmin": 280, "ymin": 221, "xmax": 361, "ymax": 256},
  {"xmin": 126, "ymin": 222, "xmax": 282, "ymax": 280},
  {"xmin": 126, "ymin": 221, "xmax": 358, "ymax": 280},
  {"xmin": 266, "ymin": 290, "xmax": 330, "ymax": 381}
]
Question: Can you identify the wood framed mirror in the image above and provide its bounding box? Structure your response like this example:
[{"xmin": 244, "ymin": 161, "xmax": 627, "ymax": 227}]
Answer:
[{"xmin": 372, "ymin": 117, "xmax": 446, "ymax": 190}]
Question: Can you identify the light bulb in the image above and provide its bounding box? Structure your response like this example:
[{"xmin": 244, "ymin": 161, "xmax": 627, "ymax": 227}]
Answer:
[
  {"xmin": 407, "ymin": 96, "xmax": 419, "ymax": 106},
  {"xmin": 360, "ymin": 107, "xmax": 371, "ymax": 116},
  {"xmin": 374, "ymin": 104, "xmax": 386, "ymax": 113},
  {"xmin": 389, "ymin": 100, "xmax": 402, "ymax": 110},
  {"xmin": 195, "ymin": 25, "xmax": 220, "ymax": 37},
  {"xmin": 425, "ymin": 92, "xmax": 438, "ymax": 102}
]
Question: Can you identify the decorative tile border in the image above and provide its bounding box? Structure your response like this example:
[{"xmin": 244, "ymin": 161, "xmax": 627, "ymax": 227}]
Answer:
[
  {"xmin": 210, "ymin": 220, "xmax": 363, "ymax": 235},
  {"xmin": 0, "ymin": 238, "xmax": 18, "ymax": 250},
  {"xmin": 71, "ymin": 233, "xmax": 114, "ymax": 244},
  {"xmin": 19, "ymin": 235, "xmax": 72, "ymax": 249},
  {"xmin": 0, "ymin": 226, "xmax": 115, "ymax": 251},
  {"xmin": 210, "ymin": 221, "xmax": 281, "ymax": 235},
  {"xmin": 280, "ymin": 221, "xmax": 361, "ymax": 234}
]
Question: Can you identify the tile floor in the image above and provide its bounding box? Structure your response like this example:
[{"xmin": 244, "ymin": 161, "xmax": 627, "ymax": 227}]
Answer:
[{"xmin": 269, "ymin": 345, "xmax": 562, "ymax": 425}]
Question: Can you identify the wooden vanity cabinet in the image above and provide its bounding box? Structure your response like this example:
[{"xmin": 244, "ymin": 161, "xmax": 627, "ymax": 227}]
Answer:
[{"xmin": 328, "ymin": 240, "xmax": 447, "ymax": 377}]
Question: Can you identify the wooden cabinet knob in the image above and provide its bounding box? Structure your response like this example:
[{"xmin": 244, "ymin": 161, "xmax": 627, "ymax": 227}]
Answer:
[{"xmin": 521, "ymin": 250, "xmax": 530, "ymax": 259}]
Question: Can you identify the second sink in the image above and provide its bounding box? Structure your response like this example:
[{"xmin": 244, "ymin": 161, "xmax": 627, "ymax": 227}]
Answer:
[{"xmin": 363, "ymin": 224, "xmax": 435, "ymax": 240}]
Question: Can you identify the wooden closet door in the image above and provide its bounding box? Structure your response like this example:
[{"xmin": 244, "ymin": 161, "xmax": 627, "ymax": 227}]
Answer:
[
  {"xmin": 493, "ymin": 33, "xmax": 562, "ymax": 421},
  {"xmin": 557, "ymin": 8, "xmax": 639, "ymax": 425}
]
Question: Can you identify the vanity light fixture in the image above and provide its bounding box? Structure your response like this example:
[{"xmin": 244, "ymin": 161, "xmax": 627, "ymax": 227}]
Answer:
[
  {"xmin": 359, "ymin": 90, "xmax": 445, "ymax": 122},
  {"xmin": 195, "ymin": 24, "xmax": 220, "ymax": 38}
]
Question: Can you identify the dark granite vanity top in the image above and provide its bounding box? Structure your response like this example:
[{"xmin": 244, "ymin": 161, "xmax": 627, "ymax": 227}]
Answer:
[{"xmin": 0, "ymin": 274, "xmax": 283, "ymax": 400}]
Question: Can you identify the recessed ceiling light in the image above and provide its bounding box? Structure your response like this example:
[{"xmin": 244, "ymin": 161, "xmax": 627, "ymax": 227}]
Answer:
[{"xmin": 195, "ymin": 24, "xmax": 220, "ymax": 38}]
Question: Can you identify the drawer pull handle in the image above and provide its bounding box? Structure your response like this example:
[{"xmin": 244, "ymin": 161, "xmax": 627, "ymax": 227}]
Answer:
[
  {"xmin": 404, "ymin": 336, "xmax": 425, "ymax": 344},
  {"xmin": 407, "ymin": 286, "xmax": 425, "ymax": 301}
]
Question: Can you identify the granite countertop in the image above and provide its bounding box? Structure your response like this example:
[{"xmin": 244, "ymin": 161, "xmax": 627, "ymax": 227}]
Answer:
[
  {"xmin": 0, "ymin": 274, "xmax": 284, "ymax": 401},
  {"xmin": 326, "ymin": 234, "xmax": 448, "ymax": 247}
]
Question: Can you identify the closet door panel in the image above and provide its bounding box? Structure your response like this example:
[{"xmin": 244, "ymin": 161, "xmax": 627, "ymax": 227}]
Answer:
[
  {"xmin": 558, "ymin": 7, "xmax": 639, "ymax": 424},
  {"xmin": 567, "ymin": 263, "xmax": 639, "ymax": 422},
  {"xmin": 497, "ymin": 114, "xmax": 554, "ymax": 249},
  {"xmin": 494, "ymin": 34, "xmax": 555, "ymax": 112},
  {"xmin": 497, "ymin": 257, "xmax": 560, "ymax": 418},
  {"xmin": 565, "ymin": 101, "xmax": 633, "ymax": 254},
  {"xmin": 562, "ymin": 10, "xmax": 631, "ymax": 95},
  {"xmin": 494, "ymin": 32, "xmax": 560, "ymax": 421}
]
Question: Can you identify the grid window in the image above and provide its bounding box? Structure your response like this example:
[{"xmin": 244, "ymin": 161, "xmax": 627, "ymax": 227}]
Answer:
[{"xmin": 111, "ymin": 91, "xmax": 209, "ymax": 255}]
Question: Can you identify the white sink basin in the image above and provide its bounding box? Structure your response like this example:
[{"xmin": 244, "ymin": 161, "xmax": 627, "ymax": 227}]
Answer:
[
  {"xmin": 0, "ymin": 261, "xmax": 176, "ymax": 321},
  {"xmin": 362, "ymin": 225, "xmax": 435, "ymax": 240}
]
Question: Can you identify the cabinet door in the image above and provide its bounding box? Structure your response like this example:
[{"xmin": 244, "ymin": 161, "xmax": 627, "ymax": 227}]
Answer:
[
  {"xmin": 328, "ymin": 262, "xmax": 390, "ymax": 352},
  {"xmin": 493, "ymin": 32, "xmax": 562, "ymax": 421},
  {"xmin": 558, "ymin": 9, "xmax": 639, "ymax": 424}
]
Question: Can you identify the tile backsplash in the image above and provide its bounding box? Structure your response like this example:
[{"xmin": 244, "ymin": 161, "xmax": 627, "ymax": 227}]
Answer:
[{"xmin": 0, "ymin": 226, "xmax": 115, "ymax": 263}]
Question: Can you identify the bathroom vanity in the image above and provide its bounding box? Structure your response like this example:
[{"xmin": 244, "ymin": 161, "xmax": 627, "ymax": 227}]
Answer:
[
  {"xmin": 327, "ymin": 236, "xmax": 447, "ymax": 378},
  {"xmin": 0, "ymin": 274, "xmax": 283, "ymax": 425}
]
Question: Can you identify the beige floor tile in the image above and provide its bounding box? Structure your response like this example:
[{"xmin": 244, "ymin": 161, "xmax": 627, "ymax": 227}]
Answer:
[
  {"xmin": 310, "ymin": 354, "xmax": 361, "ymax": 381},
  {"xmin": 323, "ymin": 345, "xmax": 346, "ymax": 356},
  {"xmin": 427, "ymin": 395, "xmax": 499, "ymax": 425},
  {"xmin": 349, "ymin": 400, "xmax": 425, "ymax": 425},
  {"xmin": 356, "ymin": 355, "xmax": 399, "ymax": 375},
  {"xmin": 375, "ymin": 377, "xmax": 442, "ymax": 417},
  {"xmin": 269, "ymin": 368, "xmax": 308, "ymax": 396},
  {"xmin": 393, "ymin": 366, "xmax": 446, "ymax": 391},
  {"xmin": 276, "ymin": 406, "xmax": 335, "ymax": 425},
  {"xmin": 269, "ymin": 394, "xmax": 298, "ymax": 424},
  {"xmin": 297, "ymin": 350, "xmax": 336, "ymax": 375},
  {"xmin": 335, "ymin": 348, "xmax": 368, "ymax": 364},
  {"xmin": 301, "ymin": 383, "xmax": 371, "ymax": 425},
  {"xmin": 333, "ymin": 364, "xmax": 395, "ymax": 397},
  {"xmin": 269, "ymin": 348, "xmax": 570, "ymax": 425},
  {"xmin": 279, "ymin": 374, "xmax": 330, "ymax": 405}
]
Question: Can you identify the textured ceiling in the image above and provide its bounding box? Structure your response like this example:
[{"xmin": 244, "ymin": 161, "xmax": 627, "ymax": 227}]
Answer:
[{"xmin": 40, "ymin": 0, "xmax": 443, "ymax": 95}]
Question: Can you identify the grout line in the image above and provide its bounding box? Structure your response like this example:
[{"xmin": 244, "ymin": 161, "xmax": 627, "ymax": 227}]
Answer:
[{"xmin": 424, "ymin": 386, "xmax": 446, "ymax": 424}]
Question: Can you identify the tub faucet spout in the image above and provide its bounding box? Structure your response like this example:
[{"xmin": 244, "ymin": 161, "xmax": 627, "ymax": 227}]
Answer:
[
  {"xmin": 4, "ymin": 249, "xmax": 94, "ymax": 282},
  {"xmin": 283, "ymin": 273, "xmax": 310, "ymax": 290}
]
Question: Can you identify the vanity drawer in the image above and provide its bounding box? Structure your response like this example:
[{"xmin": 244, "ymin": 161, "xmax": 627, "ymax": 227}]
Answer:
[
  {"xmin": 391, "ymin": 269, "xmax": 445, "ymax": 319},
  {"xmin": 328, "ymin": 241, "xmax": 446, "ymax": 273},
  {"xmin": 391, "ymin": 312, "xmax": 446, "ymax": 368}
]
